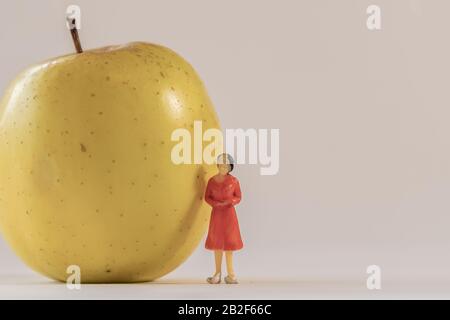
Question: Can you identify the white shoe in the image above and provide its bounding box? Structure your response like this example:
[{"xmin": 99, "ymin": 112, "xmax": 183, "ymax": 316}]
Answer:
[
  {"xmin": 224, "ymin": 275, "xmax": 238, "ymax": 284},
  {"xmin": 206, "ymin": 272, "xmax": 221, "ymax": 284}
]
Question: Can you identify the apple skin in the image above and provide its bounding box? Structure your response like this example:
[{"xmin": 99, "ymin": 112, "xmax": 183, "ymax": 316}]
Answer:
[{"xmin": 0, "ymin": 42, "xmax": 220, "ymax": 282}]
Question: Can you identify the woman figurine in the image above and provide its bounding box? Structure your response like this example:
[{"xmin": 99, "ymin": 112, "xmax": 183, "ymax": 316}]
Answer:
[{"xmin": 204, "ymin": 153, "xmax": 243, "ymax": 284}]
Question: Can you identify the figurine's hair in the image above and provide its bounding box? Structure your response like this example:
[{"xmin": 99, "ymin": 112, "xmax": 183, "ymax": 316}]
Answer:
[{"xmin": 217, "ymin": 153, "xmax": 234, "ymax": 172}]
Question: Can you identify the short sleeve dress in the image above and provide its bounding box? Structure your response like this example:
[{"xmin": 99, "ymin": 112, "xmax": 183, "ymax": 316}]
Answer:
[{"xmin": 204, "ymin": 174, "xmax": 243, "ymax": 251}]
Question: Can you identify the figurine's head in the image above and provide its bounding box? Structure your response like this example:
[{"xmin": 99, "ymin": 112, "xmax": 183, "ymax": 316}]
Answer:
[{"xmin": 217, "ymin": 153, "xmax": 234, "ymax": 175}]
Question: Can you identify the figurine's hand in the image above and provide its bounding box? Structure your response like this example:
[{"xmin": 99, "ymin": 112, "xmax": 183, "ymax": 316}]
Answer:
[{"xmin": 217, "ymin": 200, "xmax": 231, "ymax": 207}]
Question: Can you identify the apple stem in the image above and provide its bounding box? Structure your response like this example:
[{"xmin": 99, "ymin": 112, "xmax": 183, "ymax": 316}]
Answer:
[{"xmin": 68, "ymin": 18, "xmax": 83, "ymax": 54}]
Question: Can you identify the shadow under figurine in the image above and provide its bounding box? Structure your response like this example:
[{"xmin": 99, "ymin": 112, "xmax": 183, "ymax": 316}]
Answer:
[{"xmin": 204, "ymin": 153, "xmax": 243, "ymax": 284}]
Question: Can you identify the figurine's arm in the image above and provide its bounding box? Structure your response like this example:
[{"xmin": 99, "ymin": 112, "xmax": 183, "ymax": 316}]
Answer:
[
  {"xmin": 205, "ymin": 181, "xmax": 222, "ymax": 207},
  {"xmin": 230, "ymin": 179, "xmax": 242, "ymax": 206}
]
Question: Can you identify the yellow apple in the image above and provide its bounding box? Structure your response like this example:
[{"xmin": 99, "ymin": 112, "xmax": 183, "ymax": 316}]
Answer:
[{"xmin": 0, "ymin": 42, "xmax": 220, "ymax": 282}]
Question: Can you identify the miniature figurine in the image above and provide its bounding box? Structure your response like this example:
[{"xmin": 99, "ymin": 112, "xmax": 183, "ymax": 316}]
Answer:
[{"xmin": 204, "ymin": 153, "xmax": 243, "ymax": 284}]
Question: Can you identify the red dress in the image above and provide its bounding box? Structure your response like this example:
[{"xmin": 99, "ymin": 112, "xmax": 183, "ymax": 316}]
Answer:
[{"xmin": 205, "ymin": 174, "xmax": 243, "ymax": 251}]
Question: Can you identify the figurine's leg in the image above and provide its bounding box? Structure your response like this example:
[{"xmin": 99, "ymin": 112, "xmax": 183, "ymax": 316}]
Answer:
[
  {"xmin": 224, "ymin": 251, "xmax": 239, "ymax": 284},
  {"xmin": 214, "ymin": 250, "xmax": 223, "ymax": 275},
  {"xmin": 207, "ymin": 250, "xmax": 223, "ymax": 284},
  {"xmin": 225, "ymin": 251, "xmax": 235, "ymax": 277}
]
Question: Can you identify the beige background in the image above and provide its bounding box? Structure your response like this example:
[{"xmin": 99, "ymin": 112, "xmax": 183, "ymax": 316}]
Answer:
[{"xmin": 1, "ymin": 0, "xmax": 450, "ymax": 298}]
